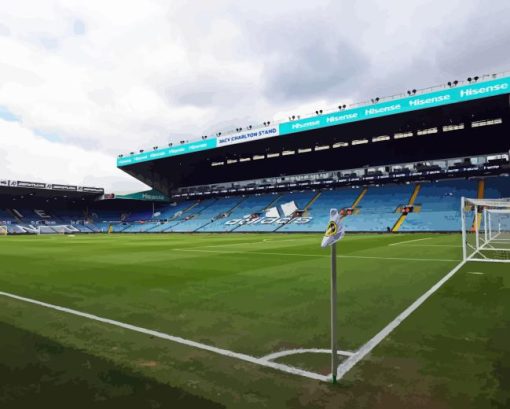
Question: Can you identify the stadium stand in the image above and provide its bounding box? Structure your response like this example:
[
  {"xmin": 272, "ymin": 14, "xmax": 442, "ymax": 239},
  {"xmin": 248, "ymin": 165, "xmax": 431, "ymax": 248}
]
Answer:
[
  {"xmin": 198, "ymin": 193, "xmax": 275, "ymax": 232},
  {"xmin": 343, "ymin": 185, "xmax": 412, "ymax": 232},
  {"xmin": 234, "ymin": 191, "xmax": 316, "ymax": 232},
  {"xmin": 399, "ymin": 179, "xmax": 475, "ymax": 231},
  {"xmin": 1, "ymin": 175, "xmax": 509, "ymax": 234},
  {"xmin": 174, "ymin": 196, "xmax": 245, "ymax": 232}
]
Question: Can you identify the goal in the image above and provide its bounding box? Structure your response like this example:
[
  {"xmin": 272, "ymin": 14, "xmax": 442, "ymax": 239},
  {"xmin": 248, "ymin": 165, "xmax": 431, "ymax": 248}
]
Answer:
[
  {"xmin": 0, "ymin": 225, "xmax": 7, "ymax": 236},
  {"xmin": 462, "ymin": 197, "xmax": 510, "ymax": 263}
]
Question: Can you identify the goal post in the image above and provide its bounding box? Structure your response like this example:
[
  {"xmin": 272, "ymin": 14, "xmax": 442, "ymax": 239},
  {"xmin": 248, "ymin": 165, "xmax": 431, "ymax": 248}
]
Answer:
[
  {"xmin": 462, "ymin": 197, "xmax": 510, "ymax": 263},
  {"xmin": 0, "ymin": 225, "xmax": 7, "ymax": 236}
]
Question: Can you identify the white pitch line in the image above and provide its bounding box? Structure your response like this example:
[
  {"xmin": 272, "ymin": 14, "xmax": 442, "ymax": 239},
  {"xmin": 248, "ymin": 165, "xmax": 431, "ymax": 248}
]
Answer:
[
  {"xmin": 392, "ymin": 244, "xmax": 462, "ymax": 248},
  {"xmin": 469, "ymin": 258, "xmax": 510, "ymax": 264},
  {"xmin": 262, "ymin": 348, "xmax": 355, "ymax": 362},
  {"xmin": 467, "ymin": 272, "xmax": 485, "ymax": 275},
  {"xmin": 177, "ymin": 248, "xmax": 459, "ymax": 263},
  {"xmin": 0, "ymin": 290, "xmax": 329, "ymax": 382},
  {"xmin": 335, "ymin": 259, "xmax": 467, "ymax": 380},
  {"xmin": 389, "ymin": 237, "xmax": 433, "ymax": 246},
  {"xmin": 204, "ymin": 237, "xmax": 303, "ymax": 248}
]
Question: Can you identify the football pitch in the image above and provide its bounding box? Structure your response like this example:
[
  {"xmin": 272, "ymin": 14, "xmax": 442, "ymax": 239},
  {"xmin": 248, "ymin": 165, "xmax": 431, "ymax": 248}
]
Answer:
[{"xmin": 0, "ymin": 233, "xmax": 509, "ymax": 408}]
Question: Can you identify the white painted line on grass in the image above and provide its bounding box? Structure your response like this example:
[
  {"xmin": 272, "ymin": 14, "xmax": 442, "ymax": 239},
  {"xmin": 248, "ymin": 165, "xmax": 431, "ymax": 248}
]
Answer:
[
  {"xmin": 262, "ymin": 348, "xmax": 355, "ymax": 362},
  {"xmin": 177, "ymin": 248, "xmax": 460, "ymax": 263},
  {"xmin": 467, "ymin": 272, "xmax": 485, "ymax": 275},
  {"xmin": 0, "ymin": 290, "xmax": 329, "ymax": 382},
  {"xmin": 334, "ymin": 259, "xmax": 467, "ymax": 380},
  {"xmin": 340, "ymin": 255, "xmax": 459, "ymax": 263},
  {"xmin": 469, "ymin": 258, "xmax": 510, "ymax": 263},
  {"xmin": 392, "ymin": 244, "xmax": 462, "ymax": 248},
  {"xmin": 204, "ymin": 238, "xmax": 303, "ymax": 248},
  {"xmin": 389, "ymin": 237, "xmax": 433, "ymax": 246}
]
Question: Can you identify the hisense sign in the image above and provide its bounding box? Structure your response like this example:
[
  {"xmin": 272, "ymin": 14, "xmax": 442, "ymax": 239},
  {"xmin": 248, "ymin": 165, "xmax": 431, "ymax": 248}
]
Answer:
[{"xmin": 117, "ymin": 75, "xmax": 510, "ymax": 168}]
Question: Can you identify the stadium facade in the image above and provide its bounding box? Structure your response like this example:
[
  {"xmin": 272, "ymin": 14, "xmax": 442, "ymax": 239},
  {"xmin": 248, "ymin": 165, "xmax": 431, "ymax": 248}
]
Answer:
[{"xmin": 1, "ymin": 73, "xmax": 509, "ymax": 234}]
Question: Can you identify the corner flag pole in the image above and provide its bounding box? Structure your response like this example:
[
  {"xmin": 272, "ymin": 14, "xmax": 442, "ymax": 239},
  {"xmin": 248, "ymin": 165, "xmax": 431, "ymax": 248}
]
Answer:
[
  {"xmin": 321, "ymin": 208, "xmax": 344, "ymax": 384},
  {"xmin": 330, "ymin": 242, "xmax": 338, "ymax": 383}
]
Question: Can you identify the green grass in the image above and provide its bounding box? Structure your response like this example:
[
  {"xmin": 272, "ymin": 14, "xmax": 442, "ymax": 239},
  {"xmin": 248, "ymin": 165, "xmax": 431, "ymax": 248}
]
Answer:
[{"xmin": 0, "ymin": 233, "xmax": 508, "ymax": 408}]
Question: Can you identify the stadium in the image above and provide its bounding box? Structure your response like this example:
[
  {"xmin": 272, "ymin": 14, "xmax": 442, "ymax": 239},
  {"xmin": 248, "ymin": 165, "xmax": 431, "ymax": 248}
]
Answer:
[
  {"xmin": 2, "ymin": 71, "xmax": 510, "ymax": 408},
  {"xmin": 1, "ymin": 3, "xmax": 510, "ymax": 408}
]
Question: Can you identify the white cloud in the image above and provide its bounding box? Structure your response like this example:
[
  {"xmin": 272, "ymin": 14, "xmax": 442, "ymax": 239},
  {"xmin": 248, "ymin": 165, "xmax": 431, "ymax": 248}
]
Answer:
[
  {"xmin": 0, "ymin": 118, "xmax": 149, "ymax": 192},
  {"xmin": 0, "ymin": 0, "xmax": 508, "ymax": 192}
]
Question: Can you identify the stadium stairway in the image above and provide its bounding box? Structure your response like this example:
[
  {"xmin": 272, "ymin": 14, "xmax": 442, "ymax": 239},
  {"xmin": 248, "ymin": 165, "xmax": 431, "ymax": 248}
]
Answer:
[
  {"xmin": 7, "ymin": 209, "xmax": 22, "ymax": 222},
  {"xmin": 0, "ymin": 209, "xmax": 18, "ymax": 222},
  {"xmin": 171, "ymin": 197, "xmax": 240, "ymax": 232},
  {"xmin": 471, "ymin": 179, "xmax": 485, "ymax": 232},
  {"xmin": 391, "ymin": 184, "xmax": 421, "ymax": 232},
  {"xmin": 193, "ymin": 197, "xmax": 247, "ymax": 232},
  {"xmin": 351, "ymin": 187, "xmax": 368, "ymax": 210},
  {"xmin": 228, "ymin": 194, "xmax": 283, "ymax": 232},
  {"xmin": 400, "ymin": 179, "xmax": 476, "ymax": 231},
  {"xmin": 144, "ymin": 201, "xmax": 200, "ymax": 232},
  {"xmin": 279, "ymin": 188, "xmax": 362, "ymax": 232},
  {"xmin": 235, "ymin": 191, "xmax": 316, "ymax": 232},
  {"xmin": 344, "ymin": 185, "xmax": 412, "ymax": 232},
  {"xmin": 218, "ymin": 193, "xmax": 283, "ymax": 232},
  {"xmin": 167, "ymin": 199, "xmax": 222, "ymax": 232},
  {"xmin": 303, "ymin": 191, "xmax": 322, "ymax": 212},
  {"xmin": 145, "ymin": 200, "xmax": 202, "ymax": 232}
]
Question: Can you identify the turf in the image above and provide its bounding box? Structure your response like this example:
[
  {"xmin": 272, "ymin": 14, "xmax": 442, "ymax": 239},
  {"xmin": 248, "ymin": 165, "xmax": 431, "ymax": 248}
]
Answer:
[{"xmin": 0, "ymin": 233, "xmax": 508, "ymax": 408}]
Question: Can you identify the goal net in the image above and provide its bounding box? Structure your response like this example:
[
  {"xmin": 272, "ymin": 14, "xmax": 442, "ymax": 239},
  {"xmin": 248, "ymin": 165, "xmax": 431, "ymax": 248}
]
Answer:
[
  {"xmin": 462, "ymin": 197, "xmax": 510, "ymax": 263},
  {"xmin": 0, "ymin": 225, "xmax": 7, "ymax": 236}
]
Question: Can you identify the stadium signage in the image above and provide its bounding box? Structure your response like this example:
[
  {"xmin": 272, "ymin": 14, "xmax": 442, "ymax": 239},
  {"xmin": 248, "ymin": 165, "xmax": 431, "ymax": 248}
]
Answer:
[
  {"xmin": 216, "ymin": 126, "xmax": 279, "ymax": 147},
  {"xmin": 117, "ymin": 75, "xmax": 510, "ymax": 167},
  {"xmin": 116, "ymin": 189, "xmax": 169, "ymax": 202},
  {"xmin": 81, "ymin": 187, "xmax": 105, "ymax": 193},
  {"xmin": 0, "ymin": 179, "xmax": 104, "ymax": 194},
  {"xmin": 52, "ymin": 184, "xmax": 77, "ymax": 191},
  {"xmin": 14, "ymin": 181, "xmax": 47, "ymax": 189},
  {"xmin": 225, "ymin": 216, "xmax": 312, "ymax": 226},
  {"xmin": 117, "ymin": 138, "xmax": 217, "ymax": 166},
  {"xmin": 279, "ymin": 76, "xmax": 510, "ymax": 135}
]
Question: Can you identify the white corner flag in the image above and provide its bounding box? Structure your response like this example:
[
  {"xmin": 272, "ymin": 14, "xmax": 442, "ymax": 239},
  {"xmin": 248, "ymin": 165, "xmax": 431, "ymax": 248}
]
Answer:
[
  {"xmin": 321, "ymin": 208, "xmax": 345, "ymax": 248},
  {"xmin": 321, "ymin": 208, "xmax": 345, "ymax": 384}
]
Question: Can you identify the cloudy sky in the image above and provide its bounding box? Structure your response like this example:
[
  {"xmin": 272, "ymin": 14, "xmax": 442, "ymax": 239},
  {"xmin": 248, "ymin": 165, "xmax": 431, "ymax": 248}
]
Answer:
[{"xmin": 0, "ymin": 0, "xmax": 509, "ymax": 193}]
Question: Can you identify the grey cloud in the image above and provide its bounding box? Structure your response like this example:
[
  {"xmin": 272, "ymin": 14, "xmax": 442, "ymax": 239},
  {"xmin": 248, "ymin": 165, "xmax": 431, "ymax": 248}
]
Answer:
[
  {"xmin": 166, "ymin": 75, "xmax": 253, "ymax": 108},
  {"xmin": 262, "ymin": 38, "xmax": 369, "ymax": 102},
  {"xmin": 434, "ymin": 2, "xmax": 510, "ymax": 78}
]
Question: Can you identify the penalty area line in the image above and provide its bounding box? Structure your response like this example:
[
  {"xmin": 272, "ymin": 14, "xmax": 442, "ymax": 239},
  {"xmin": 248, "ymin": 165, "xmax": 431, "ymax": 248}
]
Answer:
[{"xmin": 0, "ymin": 290, "xmax": 329, "ymax": 382}]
